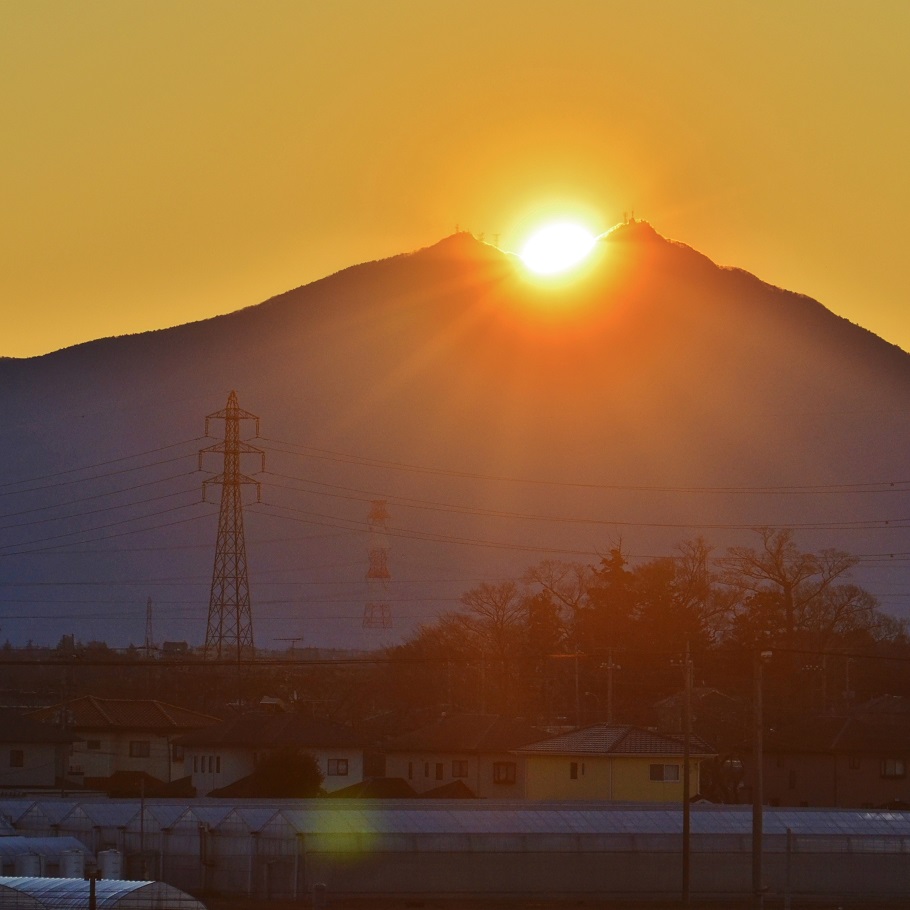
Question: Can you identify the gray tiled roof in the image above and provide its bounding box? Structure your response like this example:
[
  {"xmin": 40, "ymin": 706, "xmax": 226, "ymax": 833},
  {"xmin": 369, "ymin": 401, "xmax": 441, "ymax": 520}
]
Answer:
[
  {"xmin": 383, "ymin": 714, "xmax": 544, "ymax": 753},
  {"xmin": 515, "ymin": 723, "xmax": 715, "ymax": 757},
  {"xmin": 29, "ymin": 697, "xmax": 219, "ymax": 732}
]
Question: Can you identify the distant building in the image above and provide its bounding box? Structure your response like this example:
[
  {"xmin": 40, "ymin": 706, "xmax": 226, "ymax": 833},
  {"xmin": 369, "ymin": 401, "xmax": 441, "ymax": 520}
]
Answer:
[
  {"xmin": 29, "ymin": 696, "xmax": 219, "ymax": 792},
  {"xmin": 0, "ymin": 707, "xmax": 72, "ymax": 789},
  {"xmin": 754, "ymin": 696, "xmax": 910, "ymax": 808},
  {"xmin": 381, "ymin": 714, "xmax": 545, "ymax": 798},
  {"xmin": 516, "ymin": 723, "xmax": 715, "ymax": 801},
  {"xmin": 175, "ymin": 712, "xmax": 367, "ymax": 795}
]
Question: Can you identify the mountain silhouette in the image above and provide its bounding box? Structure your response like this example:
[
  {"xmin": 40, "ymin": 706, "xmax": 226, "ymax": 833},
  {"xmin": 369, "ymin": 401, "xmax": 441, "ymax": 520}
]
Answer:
[{"xmin": 2, "ymin": 222, "xmax": 909, "ymax": 649}]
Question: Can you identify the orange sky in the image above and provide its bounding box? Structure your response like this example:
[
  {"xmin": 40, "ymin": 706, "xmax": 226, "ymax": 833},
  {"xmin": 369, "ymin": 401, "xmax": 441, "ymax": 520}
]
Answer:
[{"xmin": 2, "ymin": 1, "xmax": 909, "ymax": 358}]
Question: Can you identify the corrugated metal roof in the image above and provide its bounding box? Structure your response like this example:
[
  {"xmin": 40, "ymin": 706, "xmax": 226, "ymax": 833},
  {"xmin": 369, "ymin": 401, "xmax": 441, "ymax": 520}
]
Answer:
[{"xmin": 515, "ymin": 723, "xmax": 715, "ymax": 756}]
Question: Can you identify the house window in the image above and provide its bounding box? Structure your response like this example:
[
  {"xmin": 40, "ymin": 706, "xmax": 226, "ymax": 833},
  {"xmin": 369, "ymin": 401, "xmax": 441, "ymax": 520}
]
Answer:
[
  {"xmin": 9, "ymin": 749, "xmax": 24, "ymax": 768},
  {"xmin": 129, "ymin": 741, "xmax": 150, "ymax": 758},
  {"xmin": 193, "ymin": 756, "xmax": 199, "ymax": 773},
  {"xmin": 86, "ymin": 740, "xmax": 101, "ymax": 751},
  {"xmin": 649, "ymin": 764, "xmax": 680, "ymax": 782},
  {"xmin": 493, "ymin": 762, "xmax": 516, "ymax": 785},
  {"xmin": 452, "ymin": 760, "xmax": 468, "ymax": 778},
  {"xmin": 435, "ymin": 762, "xmax": 444, "ymax": 780},
  {"xmin": 570, "ymin": 761, "xmax": 579, "ymax": 780},
  {"xmin": 216, "ymin": 755, "xmax": 221, "ymax": 774},
  {"xmin": 327, "ymin": 759, "xmax": 349, "ymax": 776},
  {"xmin": 881, "ymin": 758, "xmax": 906, "ymax": 779},
  {"xmin": 849, "ymin": 756, "xmax": 861, "ymax": 770},
  {"xmin": 172, "ymin": 744, "xmax": 184, "ymax": 763}
]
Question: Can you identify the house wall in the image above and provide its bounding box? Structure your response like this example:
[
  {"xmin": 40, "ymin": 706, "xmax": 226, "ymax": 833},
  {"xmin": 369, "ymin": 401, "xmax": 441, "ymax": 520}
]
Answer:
[
  {"xmin": 188, "ymin": 747, "xmax": 363, "ymax": 795},
  {"xmin": 523, "ymin": 755, "xmax": 700, "ymax": 802},
  {"xmin": 0, "ymin": 742, "xmax": 60, "ymax": 788},
  {"xmin": 68, "ymin": 732, "xmax": 184, "ymax": 783},
  {"xmin": 762, "ymin": 751, "xmax": 910, "ymax": 808},
  {"xmin": 384, "ymin": 751, "xmax": 524, "ymax": 798}
]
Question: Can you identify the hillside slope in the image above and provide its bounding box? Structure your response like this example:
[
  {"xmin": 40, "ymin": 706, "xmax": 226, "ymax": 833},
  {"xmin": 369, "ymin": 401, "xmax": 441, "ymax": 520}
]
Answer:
[{"xmin": 1, "ymin": 222, "xmax": 909, "ymax": 648}]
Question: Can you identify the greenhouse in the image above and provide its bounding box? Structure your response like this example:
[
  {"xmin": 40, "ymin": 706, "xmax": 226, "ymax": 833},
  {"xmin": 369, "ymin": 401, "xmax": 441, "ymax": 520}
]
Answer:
[
  {"xmin": 3, "ymin": 797, "xmax": 910, "ymax": 902},
  {"xmin": 0, "ymin": 878, "xmax": 205, "ymax": 910}
]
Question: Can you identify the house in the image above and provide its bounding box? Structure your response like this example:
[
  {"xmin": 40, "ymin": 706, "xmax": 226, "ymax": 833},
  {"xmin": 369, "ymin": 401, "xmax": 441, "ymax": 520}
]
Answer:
[
  {"xmin": 755, "ymin": 696, "xmax": 910, "ymax": 808},
  {"xmin": 0, "ymin": 707, "xmax": 72, "ymax": 790},
  {"xmin": 381, "ymin": 714, "xmax": 545, "ymax": 798},
  {"xmin": 516, "ymin": 723, "xmax": 715, "ymax": 801},
  {"xmin": 28, "ymin": 696, "xmax": 220, "ymax": 793},
  {"xmin": 654, "ymin": 687, "xmax": 745, "ymax": 747},
  {"xmin": 175, "ymin": 712, "xmax": 366, "ymax": 795}
]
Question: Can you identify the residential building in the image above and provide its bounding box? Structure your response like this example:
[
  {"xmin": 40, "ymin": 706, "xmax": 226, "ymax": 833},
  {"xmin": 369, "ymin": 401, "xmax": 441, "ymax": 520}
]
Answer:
[
  {"xmin": 516, "ymin": 723, "xmax": 715, "ymax": 801},
  {"xmin": 29, "ymin": 696, "xmax": 220, "ymax": 791},
  {"xmin": 756, "ymin": 696, "xmax": 910, "ymax": 808},
  {"xmin": 381, "ymin": 714, "xmax": 545, "ymax": 798},
  {"xmin": 175, "ymin": 712, "xmax": 366, "ymax": 795},
  {"xmin": 0, "ymin": 707, "xmax": 72, "ymax": 789}
]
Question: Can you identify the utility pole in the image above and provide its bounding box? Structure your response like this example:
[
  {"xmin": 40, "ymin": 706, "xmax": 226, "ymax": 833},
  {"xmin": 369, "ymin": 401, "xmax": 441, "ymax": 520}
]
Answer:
[
  {"xmin": 682, "ymin": 642, "xmax": 693, "ymax": 905},
  {"xmin": 144, "ymin": 597, "xmax": 154, "ymax": 658},
  {"xmin": 604, "ymin": 650, "xmax": 620, "ymax": 724},
  {"xmin": 276, "ymin": 637, "xmax": 305, "ymax": 657},
  {"xmin": 199, "ymin": 391, "xmax": 264, "ymax": 696},
  {"xmin": 752, "ymin": 649, "xmax": 771, "ymax": 910}
]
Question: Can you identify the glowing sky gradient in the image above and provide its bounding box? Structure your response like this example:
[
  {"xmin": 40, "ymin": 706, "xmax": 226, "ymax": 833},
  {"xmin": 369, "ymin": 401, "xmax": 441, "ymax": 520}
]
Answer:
[{"xmin": 2, "ymin": 1, "xmax": 909, "ymax": 358}]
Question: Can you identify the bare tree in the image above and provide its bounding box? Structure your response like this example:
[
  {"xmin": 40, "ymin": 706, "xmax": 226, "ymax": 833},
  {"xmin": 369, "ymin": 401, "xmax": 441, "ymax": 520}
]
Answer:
[{"xmin": 721, "ymin": 528, "xmax": 857, "ymax": 648}]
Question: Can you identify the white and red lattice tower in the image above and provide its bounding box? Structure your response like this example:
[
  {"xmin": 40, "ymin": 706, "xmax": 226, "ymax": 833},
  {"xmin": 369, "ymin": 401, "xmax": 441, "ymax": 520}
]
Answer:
[
  {"xmin": 362, "ymin": 500, "xmax": 393, "ymax": 630},
  {"xmin": 199, "ymin": 390, "xmax": 265, "ymax": 661}
]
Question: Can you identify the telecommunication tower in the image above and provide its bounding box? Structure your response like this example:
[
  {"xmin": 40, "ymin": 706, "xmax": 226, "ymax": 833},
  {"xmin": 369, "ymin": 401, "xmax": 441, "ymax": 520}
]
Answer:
[
  {"xmin": 362, "ymin": 500, "xmax": 393, "ymax": 630},
  {"xmin": 199, "ymin": 391, "xmax": 265, "ymax": 661}
]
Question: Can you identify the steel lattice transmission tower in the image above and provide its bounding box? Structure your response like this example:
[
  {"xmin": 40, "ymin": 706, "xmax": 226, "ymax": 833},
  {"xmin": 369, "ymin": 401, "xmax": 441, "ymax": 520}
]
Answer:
[
  {"xmin": 363, "ymin": 499, "xmax": 393, "ymax": 629},
  {"xmin": 199, "ymin": 390, "xmax": 265, "ymax": 661}
]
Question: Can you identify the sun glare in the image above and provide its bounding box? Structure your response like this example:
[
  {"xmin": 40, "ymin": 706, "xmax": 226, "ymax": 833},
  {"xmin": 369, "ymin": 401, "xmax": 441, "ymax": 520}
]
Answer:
[{"xmin": 520, "ymin": 222, "xmax": 597, "ymax": 275}]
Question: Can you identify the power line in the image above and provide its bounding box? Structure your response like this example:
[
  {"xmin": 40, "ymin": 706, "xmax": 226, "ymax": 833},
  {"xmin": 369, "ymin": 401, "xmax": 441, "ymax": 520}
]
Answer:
[
  {"xmin": 258, "ymin": 435, "xmax": 910, "ymax": 497},
  {"xmin": 0, "ymin": 440, "xmax": 205, "ymax": 497}
]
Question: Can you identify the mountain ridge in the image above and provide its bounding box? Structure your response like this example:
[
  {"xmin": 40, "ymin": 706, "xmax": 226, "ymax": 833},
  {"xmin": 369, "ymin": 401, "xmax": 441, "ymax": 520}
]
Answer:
[{"xmin": 1, "ymin": 223, "xmax": 909, "ymax": 649}]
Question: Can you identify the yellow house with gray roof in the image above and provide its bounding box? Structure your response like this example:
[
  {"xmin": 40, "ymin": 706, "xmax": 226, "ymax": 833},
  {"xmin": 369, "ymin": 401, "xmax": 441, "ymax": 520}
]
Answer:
[{"xmin": 516, "ymin": 723, "xmax": 715, "ymax": 801}]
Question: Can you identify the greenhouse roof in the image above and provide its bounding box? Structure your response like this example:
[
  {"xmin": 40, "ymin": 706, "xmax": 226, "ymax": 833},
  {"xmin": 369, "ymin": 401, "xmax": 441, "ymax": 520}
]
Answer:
[
  {"xmin": 0, "ymin": 878, "xmax": 205, "ymax": 910},
  {"xmin": 0, "ymin": 838, "xmax": 89, "ymax": 862},
  {"xmin": 4, "ymin": 797, "xmax": 910, "ymax": 841}
]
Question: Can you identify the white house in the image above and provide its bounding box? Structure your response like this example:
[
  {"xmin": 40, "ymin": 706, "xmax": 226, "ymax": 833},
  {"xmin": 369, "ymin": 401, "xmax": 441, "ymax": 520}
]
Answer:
[
  {"xmin": 175, "ymin": 712, "xmax": 367, "ymax": 795},
  {"xmin": 29, "ymin": 696, "xmax": 220, "ymax": 793}
]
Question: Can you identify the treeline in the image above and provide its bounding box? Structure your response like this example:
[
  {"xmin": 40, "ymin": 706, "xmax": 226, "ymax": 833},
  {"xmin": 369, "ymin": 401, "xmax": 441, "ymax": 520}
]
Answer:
[
  {"xmin": 3, "ymin": 529, "xmax": 909, "ymax": 748},
  {"xmin": 379, "ymin": 529, "xmax": 908, "ymax": 738}
]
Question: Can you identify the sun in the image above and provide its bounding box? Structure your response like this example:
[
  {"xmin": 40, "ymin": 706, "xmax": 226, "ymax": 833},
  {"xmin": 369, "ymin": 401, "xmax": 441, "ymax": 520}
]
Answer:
[{"xmin": 520, "ymin": 222, "xmax": 597, "ymax": 275}]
